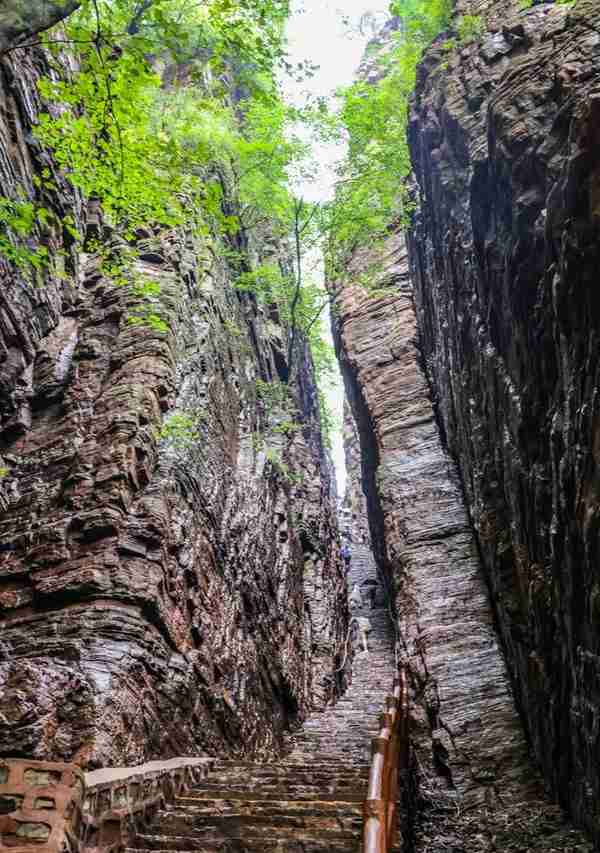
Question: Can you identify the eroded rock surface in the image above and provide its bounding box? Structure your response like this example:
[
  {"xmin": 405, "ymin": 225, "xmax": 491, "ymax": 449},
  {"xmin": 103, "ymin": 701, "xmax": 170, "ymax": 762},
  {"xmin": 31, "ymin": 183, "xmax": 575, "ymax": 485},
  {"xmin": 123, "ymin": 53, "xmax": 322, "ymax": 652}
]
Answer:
[
  {"xmin": 0, "ymin": 47, "xmax": 347, "ymax": 768},
  {"xmin": 0, "ymin": 2, "xmax": 81, "ymax": 53},
  {"xmin": 332, "ymin": 235, "xmax": 591, "ymax": 849},
  {"xmin": 408, "ymin": 0, "xmax": 600, "ymax": 839},
  {"xmin": 340, "ymin": 405, "xmax": 371, "ymax": 547}
]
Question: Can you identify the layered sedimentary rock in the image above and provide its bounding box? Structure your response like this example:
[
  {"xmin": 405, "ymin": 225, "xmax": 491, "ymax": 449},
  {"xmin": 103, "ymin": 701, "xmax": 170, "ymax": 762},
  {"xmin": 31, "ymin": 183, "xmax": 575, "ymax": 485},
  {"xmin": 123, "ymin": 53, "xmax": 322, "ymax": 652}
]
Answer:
[
  {"xmin": 340, "ymin": 404, "xmax": 370, "ymax": 546},
  {"xmin": 408, "ymin": 0, "xmax": 600, "ymax": 838},
  {"xmin": 0, "ymin": 46, "xmax": 347, "ymax": 768},
  {"xmin": 332, "ymin": 235, "xmax": 590, "ymax": 849},
  {"xmin": 0, "ymin": 2, "xmax": 81, "ymax": 53}
]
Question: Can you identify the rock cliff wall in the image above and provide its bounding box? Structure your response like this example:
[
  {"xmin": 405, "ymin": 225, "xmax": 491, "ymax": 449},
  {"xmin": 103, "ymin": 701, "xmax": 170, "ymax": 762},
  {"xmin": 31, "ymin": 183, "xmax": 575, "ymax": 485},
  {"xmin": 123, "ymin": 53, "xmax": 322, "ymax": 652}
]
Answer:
[
  {"xmin": 340, "ymin": 403, "xmax": 371, "ymax": 546},
  {"xmin": 0, "ymin": 3, "xmax": 81, "ymax": 52},
  {"xmin": 332, "ymin": 235, "xmax": 590, "ymax": 850},
  {"xmin": 408, "ymin": 0, "xmax": 600, "ymax": 838},
  {"xmin": 0, "ymin": 45, "xmax": 347, "ymax": 768}
]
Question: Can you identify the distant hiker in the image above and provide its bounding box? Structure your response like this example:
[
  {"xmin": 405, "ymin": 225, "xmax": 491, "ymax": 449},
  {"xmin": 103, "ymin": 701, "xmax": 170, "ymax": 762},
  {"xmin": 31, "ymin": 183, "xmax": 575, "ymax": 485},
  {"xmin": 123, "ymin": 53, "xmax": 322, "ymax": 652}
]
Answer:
[
  {"xmin": 341, "ymin": 543, "xmax": 352, "ymax": 571},
  {"xmin": 356, "ymin": 616, "xmax": 371, "ymax": 654},
  {"xmin": 349, "ymin": 583, "xmax": 363, "ymax": 610},
  {"xmin": 361, "ymin": 579, "xmax": 378, "ymax": 610}
]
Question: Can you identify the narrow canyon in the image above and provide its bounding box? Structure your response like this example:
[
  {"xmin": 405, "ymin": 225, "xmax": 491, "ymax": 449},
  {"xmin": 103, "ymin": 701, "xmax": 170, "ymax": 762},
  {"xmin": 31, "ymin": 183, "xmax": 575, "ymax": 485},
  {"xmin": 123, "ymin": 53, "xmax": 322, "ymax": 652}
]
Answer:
[{"xmin": 0, "ymin": 0, "xmax": 599, "ymax": 851}]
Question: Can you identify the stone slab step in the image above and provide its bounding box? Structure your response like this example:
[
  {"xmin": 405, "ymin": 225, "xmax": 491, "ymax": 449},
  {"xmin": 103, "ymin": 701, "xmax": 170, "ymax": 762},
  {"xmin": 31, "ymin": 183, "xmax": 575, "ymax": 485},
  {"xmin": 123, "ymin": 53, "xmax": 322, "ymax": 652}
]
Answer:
[
  {"xmin": 193, "ymin": 781, "xmax": 367, "ymax": 797},
  {"xmin": 216, "ymin": 761, "xmax": 368, "ymax": 771},
  {"xmin": 133, "ymin": 828, "xmax": 359, "ymax": 850},
  {"xmin": 151, "ymin": 811, "xmax": 362, "ymax": 835},
  {"xmin": 197, "ymin": 768, "xmax": 367, "ymax": 779},
  {"xmin": 176, "ymin": 788, "xmax": 365, "ymax": 803},
  {"xmin": 129, "ymin": 836, "xmax": 357, "ymax": 852},
  {"xmin": 170, "ymin": 798, "xmax": 363, "ymax": 816}
]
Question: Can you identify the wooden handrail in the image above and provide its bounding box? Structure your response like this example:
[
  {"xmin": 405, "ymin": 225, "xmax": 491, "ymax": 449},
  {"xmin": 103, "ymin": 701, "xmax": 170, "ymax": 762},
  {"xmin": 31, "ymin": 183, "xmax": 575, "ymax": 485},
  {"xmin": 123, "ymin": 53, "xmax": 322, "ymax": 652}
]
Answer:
[{"xmin": 362, "ymin": 667, "xmax": 409, "ymax": 853}]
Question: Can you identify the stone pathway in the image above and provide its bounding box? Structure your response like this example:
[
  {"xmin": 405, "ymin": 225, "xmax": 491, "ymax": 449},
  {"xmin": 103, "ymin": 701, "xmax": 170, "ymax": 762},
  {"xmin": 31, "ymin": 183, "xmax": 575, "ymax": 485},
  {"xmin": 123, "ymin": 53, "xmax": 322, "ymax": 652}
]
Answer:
[{"xmin": 127, "ymin": 544, "xmax": 398, "ymax": 852}]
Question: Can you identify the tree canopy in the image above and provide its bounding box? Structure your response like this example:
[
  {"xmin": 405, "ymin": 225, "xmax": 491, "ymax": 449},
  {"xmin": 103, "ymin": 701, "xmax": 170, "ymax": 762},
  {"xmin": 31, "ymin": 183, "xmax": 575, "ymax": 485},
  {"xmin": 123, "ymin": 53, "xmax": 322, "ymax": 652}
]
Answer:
[{"xmin": 0, "ymin": 0, "xmax": 466, "ymax": 440}]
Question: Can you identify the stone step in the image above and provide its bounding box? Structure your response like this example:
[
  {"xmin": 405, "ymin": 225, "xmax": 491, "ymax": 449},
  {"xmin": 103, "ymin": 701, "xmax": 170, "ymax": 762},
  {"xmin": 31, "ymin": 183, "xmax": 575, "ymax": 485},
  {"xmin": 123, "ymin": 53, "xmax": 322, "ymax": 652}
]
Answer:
[
  {"xmin": 193, "ymin": 772, "xmax": 366, "ymax": 783},
  {"xmin": 133, "ymin": 825, "xmax": 360, "ymax": 848},
  {"xmin": 203, "ymin": 767, "xmax": 369, "ymax": 781},
  {"xmin": 190, "ymin": 785, "xmax": 366, "ymax": 801},
  {"xmin": 126, "ymin": 542, "xmax": 397, "ymax": 853},
  {"xmin": 177, "ymin": 788, "xmax": 366, "ymax": 804},
  {"xmin": 129, "ymin": 833, "xmax": 359, "ymax": 852},
  {"xmin": 169, "ymin": 798, "xmax": 363, "ymax": 817},
  {"xmin": 151, "ymin": 810, "xmax": 363, "ymax": 835},
  {"xmin": 205, "ymin": 766, "xmax": 366, "ymax": 781},
  {"xmin": 211, "ymin": 754, "xmax": 369, "ymax": 775}
]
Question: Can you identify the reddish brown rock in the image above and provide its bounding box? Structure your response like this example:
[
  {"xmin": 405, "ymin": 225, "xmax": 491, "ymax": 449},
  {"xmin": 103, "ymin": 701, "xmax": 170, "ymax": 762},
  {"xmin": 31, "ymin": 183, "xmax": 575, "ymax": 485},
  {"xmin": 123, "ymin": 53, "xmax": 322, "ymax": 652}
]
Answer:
[
  {"xmin": 408, "ymin": 0, "xmax": 600, "ymax": 840},
  {"xmin": 332, "ymin": 234, "xmax": 591, "ymax": 849},
  {"xmin": 0, "ymin": 46, "xmax": 347, "ymax": 769}
]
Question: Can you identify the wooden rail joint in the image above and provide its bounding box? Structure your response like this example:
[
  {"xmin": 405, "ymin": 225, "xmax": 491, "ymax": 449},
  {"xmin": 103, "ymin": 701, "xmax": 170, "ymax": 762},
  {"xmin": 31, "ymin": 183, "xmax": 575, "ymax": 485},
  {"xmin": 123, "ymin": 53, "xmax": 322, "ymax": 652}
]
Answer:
[{"xmin": 362, "ymin": 666, "xmax": 409, "ymax": 853}]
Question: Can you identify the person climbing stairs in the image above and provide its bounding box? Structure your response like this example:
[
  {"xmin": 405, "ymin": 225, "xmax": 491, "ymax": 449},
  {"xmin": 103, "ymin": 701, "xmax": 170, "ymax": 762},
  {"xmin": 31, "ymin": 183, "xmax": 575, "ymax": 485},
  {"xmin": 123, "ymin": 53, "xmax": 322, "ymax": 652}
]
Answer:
[{"xmin": 127, "ymin": 544, "xmax": 397, "ymax": 852}]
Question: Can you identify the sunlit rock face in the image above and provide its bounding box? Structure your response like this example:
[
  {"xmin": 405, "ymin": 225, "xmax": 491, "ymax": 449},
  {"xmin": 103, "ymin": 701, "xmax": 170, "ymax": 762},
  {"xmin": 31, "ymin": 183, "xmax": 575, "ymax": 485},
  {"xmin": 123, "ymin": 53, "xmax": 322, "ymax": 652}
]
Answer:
[
  {"xmin": 407, "ymin": 0, "xmax": 600, "ymax": 838},
  {"xmin": 0, "ymin": 46, "xmax": 347, "ymax": 768}
]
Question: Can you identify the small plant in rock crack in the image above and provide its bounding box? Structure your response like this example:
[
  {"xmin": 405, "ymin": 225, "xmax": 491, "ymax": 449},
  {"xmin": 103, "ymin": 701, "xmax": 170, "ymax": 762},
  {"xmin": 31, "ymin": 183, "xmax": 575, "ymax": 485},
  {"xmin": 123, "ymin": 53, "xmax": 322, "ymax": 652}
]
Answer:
[
  {"xmin": 86, "ymin": 240, "xmax": 170, "ymax": 333},
  {"xmin": 456, "ymin": 14, "xmax": 485, "ymax": 43},
  {"xmin": 272, "ymin": 419, "xmax": 301, "ymax": 437},
  {"xmin": 222, "ymin": 318, "xmax": 243, "ymax": 339},
  {"xmin": 441, "ymin": 38, "xmax": 456, "ymax": 52},
  {"xmin": 520, "ymin": 0, "xmax": 575, "ymax": 6},
  {"xmin": 127, "ymin": 277, "xmax": 169, "ymax": 334},
  {"xmin": 254, "ymin": 381, "xmax": 305, "ymax": 447},
  {"xmin": 264, "ymin": 448, "xmax": 303, "ymax": 484},
  {"xmin": 251, "ymin": 431, "xmax": 265, "ymax": 453},
  {"xmin": 159, "ymin": 412, "xmax": 204, "ymax": 449},
  {"xmin": 0, "ymin": 196, "xmax": 54, "ymax": 274},
  {"xmin": 255, "ymin": 377, "xmax": 292, "ymax": 409}
]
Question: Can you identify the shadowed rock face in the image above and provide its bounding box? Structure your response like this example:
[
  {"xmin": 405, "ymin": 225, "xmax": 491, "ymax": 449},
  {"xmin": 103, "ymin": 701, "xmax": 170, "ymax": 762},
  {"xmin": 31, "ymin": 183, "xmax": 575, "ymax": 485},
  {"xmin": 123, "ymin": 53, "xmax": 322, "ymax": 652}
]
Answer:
[
  {"xmin": 332, "ymin": 236, "xmax": 590, "ymax": 849},
  {"xmin": 408, "ymin": 0, "xmax": 600, "ymax": 838},
  {"xmin": 341, "ymin": 404, "xmax": 371, "ymax": 547},
  {"xmin": 0, "ymin": 47, "xmax": 347, "ymax": 768},
  {"xmin": 0, "ymin": 2, "xmax": 80, "ymax": 52}
]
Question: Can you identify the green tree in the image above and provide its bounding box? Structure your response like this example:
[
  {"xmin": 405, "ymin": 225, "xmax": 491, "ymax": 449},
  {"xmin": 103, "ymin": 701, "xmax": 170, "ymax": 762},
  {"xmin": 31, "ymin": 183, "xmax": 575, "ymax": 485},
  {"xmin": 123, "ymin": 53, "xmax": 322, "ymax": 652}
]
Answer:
[
  {"xmin": 322, "ymin": 0, "xmax": 452, "ymax": 278},
  {"xmin": 12, "ymin": 0, "xmax": 337, "ymax": 439},
  {"xmin": 34, "ymin": 0, "xmax": 292, "ymax": 234}
]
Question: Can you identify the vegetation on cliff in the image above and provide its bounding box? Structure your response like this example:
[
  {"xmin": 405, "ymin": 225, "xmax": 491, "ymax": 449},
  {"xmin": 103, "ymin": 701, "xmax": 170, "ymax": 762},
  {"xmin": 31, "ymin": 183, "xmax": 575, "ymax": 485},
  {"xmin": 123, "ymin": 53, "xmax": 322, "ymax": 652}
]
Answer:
[
  {"xmin": 0, "ymin": 0, "xmax": 339, "ymax": 436},
  {"xmin": 0, "ymin": 0, "xmax": 490, "ymax": 433},
  {"xmin": 324, "ymin": 0, "xmax": 452, "ymax": 274},
  {"xmin": 326, "ymin": 0, "xmax": 578, "ymax": 276},
  {"xmin": 34, "ymin": 0, "xmax": 291, "ymax": 231}
]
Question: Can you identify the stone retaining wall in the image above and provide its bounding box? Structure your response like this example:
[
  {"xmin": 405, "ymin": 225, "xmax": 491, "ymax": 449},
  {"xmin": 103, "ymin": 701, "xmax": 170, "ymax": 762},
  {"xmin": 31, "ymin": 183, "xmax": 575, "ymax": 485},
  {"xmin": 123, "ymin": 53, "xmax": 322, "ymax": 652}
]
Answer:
[{"xmin": 0, "ymin": 758, "xmax": 213, "ymax": 853}]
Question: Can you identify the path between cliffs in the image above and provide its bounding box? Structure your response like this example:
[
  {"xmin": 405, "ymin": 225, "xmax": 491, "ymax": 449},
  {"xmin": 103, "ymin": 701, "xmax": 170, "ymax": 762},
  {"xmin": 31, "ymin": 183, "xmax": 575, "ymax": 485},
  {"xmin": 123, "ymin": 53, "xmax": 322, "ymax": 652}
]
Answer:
[
  {"xmin": 125, "ymin": 542, "xmax": 398, "ymax": 852},
  {"xmin": 94, "ymin": 535, "xmax": 593, "ymax": 852}
]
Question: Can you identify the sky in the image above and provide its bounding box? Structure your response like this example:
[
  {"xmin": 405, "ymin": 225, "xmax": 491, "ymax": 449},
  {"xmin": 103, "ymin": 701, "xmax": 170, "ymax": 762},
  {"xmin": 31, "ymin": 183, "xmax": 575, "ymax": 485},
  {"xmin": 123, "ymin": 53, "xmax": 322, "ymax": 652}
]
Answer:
[{"xmin": 281, "ymin": 0, "xmax": 389, "ymax": 498}]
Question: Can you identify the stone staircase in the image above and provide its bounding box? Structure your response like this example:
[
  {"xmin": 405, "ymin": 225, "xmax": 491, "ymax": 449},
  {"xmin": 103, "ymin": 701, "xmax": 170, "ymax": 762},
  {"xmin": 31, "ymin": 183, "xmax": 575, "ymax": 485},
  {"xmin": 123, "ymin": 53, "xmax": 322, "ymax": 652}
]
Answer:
[{"xmin": 127, "ymin": 544, "xmax": 398, "ymax": 853}]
